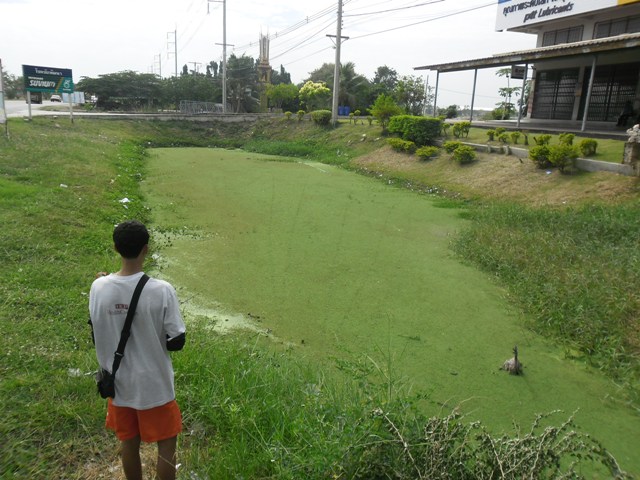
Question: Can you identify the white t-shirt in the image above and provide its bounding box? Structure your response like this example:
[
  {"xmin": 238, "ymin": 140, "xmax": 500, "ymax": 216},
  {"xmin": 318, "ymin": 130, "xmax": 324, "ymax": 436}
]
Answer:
[{"xmin": 89, "ymin": 272, "xmax": 186, "ymax": 409}]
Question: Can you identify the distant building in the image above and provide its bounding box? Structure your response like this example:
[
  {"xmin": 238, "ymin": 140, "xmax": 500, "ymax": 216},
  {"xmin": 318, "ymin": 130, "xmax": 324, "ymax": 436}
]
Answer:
[{"xmin": 416, "ymin": 0, "xmax": 640, "ymax": 128}]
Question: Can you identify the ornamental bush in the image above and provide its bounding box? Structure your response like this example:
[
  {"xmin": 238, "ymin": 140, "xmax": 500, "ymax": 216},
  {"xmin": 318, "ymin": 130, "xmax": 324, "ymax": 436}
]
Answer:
[
  {"xmin": 452, "ymin": 145, "xmax": 477, "ymax": 164},
  {"xmin": 486, "ymin": 130, "xmax": 496, "ymax": 141},
  {"xmin": 558, "ymin": 133, "xmax": 575, "ymax": 145},
  {"xmin": 510, "ymin": 131, "xmax": 521, "ymax": 144},
  {"xmin": 529, "ymin": 145, "xmax": 551, "ymax": 169},
  {"xmin": 452, "ymin": 121, "xmax": 471, "ymax": 138},
  {"xmin": 578, "ymin": 138, "xmax": 598, "ymax": 156},
  {"xmin": 533, "ymin": 134, "xmax": 552, "ymax": 145},
  {"xmin": 548, "ymin": 144, "xmax": 579, "ymax": 173},
  {"xmin": 442, "ymin": 141, "xmax": 463, "ymax": 153},
  {"xmin": 415, "ymin": 146, "xmax": 440, "ymax": 160},
  {"xmin": 311, "ymin": 110, "xmax": 332, "ymax": 125},
  {"xmin": 498, "ymin": 133, "xmax": 509, "ymax": 144},
  {"xmin": 388, "ymin": 115, "xmax": 442, "ymax": 146},
  {"xmin": 297, "ymin": 110, "xmax": 306, "ymax": 122},
  {"xmin": 387, "ymin": 137, "xmax": 417, "ymax": 153}
]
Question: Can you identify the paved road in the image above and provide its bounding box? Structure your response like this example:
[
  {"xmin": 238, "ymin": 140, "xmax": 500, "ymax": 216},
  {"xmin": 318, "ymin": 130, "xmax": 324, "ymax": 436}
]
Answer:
[{"xmin": 4, "ymin": 99, "xmax": 71, "ymax": 118}]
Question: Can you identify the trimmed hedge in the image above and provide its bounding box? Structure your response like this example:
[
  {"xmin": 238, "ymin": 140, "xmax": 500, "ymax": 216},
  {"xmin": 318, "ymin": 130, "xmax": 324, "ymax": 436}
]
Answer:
[
  {"xmin": 388, "ymin": 115, "xmax": 441, "ymax": 146},
  {"xmin": 311, "ymin": 110, "xmax": 332, "ymax": 125},
  {"xmin": 387, "ymin": 137, "xmax": 417, "ymax": 153}
]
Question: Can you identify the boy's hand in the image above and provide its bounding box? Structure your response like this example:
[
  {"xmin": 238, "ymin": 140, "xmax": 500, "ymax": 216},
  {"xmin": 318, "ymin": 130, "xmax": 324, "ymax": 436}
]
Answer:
[{"xmin": 95, "ymin": 272, "xmax": 108, "ymax": 278}]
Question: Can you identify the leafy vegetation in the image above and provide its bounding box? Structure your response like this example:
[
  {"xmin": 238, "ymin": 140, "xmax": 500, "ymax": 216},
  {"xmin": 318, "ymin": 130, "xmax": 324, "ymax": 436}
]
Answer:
[
  {"xmin": 387, "ymin": 137, "xmax": 417, "ymax": 153},
  {"xmin": 388, "ymin": 115, "xmax": 441, "ymax": 146},
  {"xmin": 0, "ymin": 117, "xmax": 637, "ymax": 478}
]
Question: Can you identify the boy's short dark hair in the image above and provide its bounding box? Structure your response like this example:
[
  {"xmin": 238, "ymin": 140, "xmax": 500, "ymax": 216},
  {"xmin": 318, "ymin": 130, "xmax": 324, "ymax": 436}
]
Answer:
[{"xmin": 113, "ymin": 220, "xmax": 149, "ymax": 259}]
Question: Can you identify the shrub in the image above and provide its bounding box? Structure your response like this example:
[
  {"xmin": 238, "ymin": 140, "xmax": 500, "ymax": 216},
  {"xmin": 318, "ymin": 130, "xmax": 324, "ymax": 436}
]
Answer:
[
  {"xmin": 311, "ymin": 110, "xmax": 332, "ymax": 125},
  {"xmin": 441, "ymin": 123, "xmax": 451, "ymax": 136},
  {"xmin": 367, "ymin": 115, "xmax": 374, "ymax": 126},
  {"xmin": 442, "ymin": 140, "xmax": 463, "ymax": 153},
  {"xmin": 533, "ymin": 134, "xmax": 552, "ymax": 145},
  {"xmin": 498, "ymin": 133, "xmax": 510, "ymax": 144},
  {"xmin": 522, "ymin": 131, "xmax": 529, "ymax": 145},
  {"xmin": 548, "ymin": 144, "xmax": 579, "ymax": 173},
  {"xmin": 284, "ymin": 111, "xmax": 292, "ymax": 121},
  {"xmin": 558, "ymin": 133, "xmax": 575, "ymax": 145},
  {"xmin": 510, "ymin": 131, "xmax": 521, "ymax": 144},
  {"xmin": 486, "ymin": 130, "xmax": 496, "ymax": 141},
  {"xmin": 388, "ymin": 115, "xmax": 441, "ymax": 146},
  {"xmin": 495, "ymin": 127, "xmax": 506, "ymax": 136},
  {"xmin": 348, "ymin": 112, "xmax": 355, "ymax": 124},
  {"xmin": 354, "ymin": 109, "xmax": 361, "ymax": 117},
  {"xmin": 297, "ymin": 110, "xmax": 306, "ymax": 122},
  {"xmin": 529, "ymin": 145, "xmax": 551, "ymax": 169},
  {"xmin": 387, "ymin": 137, "xmax": 417, "ymax": 153},
  {"xmin": 579, "ymin": 138, "xmax": 598, "ymax": 156},
  {"xmin": 415, "ymin": 146, "xmax": 440, "ymax": 160},
  {"xmin": 452, "ymin": 121, "xmax": 471, "ymax": 138},
  {"xmin": 452, "ymin": 145, "xmax": 477, "ymax": 164}
]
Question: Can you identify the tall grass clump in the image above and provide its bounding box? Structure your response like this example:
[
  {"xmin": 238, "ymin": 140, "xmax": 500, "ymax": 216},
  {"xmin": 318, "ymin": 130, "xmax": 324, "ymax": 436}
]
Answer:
[
  {"xmin": 176, "ymin": 329, "xmax": 628, "ymax": 479},
  {"xmin": 453, "ymin": 202, "xmax": 640, "ymax": 401}
]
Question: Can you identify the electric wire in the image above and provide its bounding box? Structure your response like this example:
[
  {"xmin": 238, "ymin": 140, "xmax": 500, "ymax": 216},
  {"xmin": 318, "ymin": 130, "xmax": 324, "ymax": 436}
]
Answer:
[{"xmin": 343, "ymin": 0, "xmax": 444, "ymax": 17}]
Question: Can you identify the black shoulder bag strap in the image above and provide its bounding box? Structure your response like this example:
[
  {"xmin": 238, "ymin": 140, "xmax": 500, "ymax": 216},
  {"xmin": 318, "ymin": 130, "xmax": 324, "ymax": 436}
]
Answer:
[{"xmin": 110, "ymin": 274, "xmax": 150, "ymax": 376}]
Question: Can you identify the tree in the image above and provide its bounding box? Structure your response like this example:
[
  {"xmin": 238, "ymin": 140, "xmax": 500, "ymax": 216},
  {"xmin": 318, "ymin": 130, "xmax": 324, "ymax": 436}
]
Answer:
[
  {"xmin": 371, "ymin": 65, "xmax": 398, "ymax": 99},
  {"xmin": 271, "ymin": 65, "xmax": 292, "ymax": 85},
  {"xmin": 495, "ymin": 68, "xmax": 521, "ymax": 120},
  {"xmin": 226, "ymin": 54, "xmax": 259, "ymax": 113},
  {"xmin": 298, "ymin": 80, "xmax": 331, "ymax": 111},
  {"xmin": 76, "ymin": 71, "xmax": 164, "ymax": 110},
  {"xmin": 266, "ymin": 83, "xmax": 298, "ymax": 111},
  {"xmin": 1, "ymin": 70, "xmax": 23, "ymax": 99},
  {"xmin": 306, "ymin": 62, "xmax": 371, "ymax": 112},
  {"xmin": 369, "ymin": 93, "xmax": 402, "ymax": 131},
  {"xmin": 438, "ymin": 105, "xmax": 459, "ymax": 119},
  {"xmin": 394, "ymin": 75, "xmax": 427, "ymax": 116}
]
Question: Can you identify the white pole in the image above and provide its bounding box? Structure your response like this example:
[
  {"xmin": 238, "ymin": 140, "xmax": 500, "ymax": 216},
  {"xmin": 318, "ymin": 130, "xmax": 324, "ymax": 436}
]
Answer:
[
  {"xmin": 0, "ymin": 59, "xmax": 8, "ymax": 137},
  {"xmin": 222, "ymin": 0, "xmax": 227, "ymax": 113},
  {"xmin": 27, "ymin": 90, "xmax": 32, "ymax": 121},
  {"xmin": 331, "ymin": 0, "xmax": 343, "ymax": 126},
  {"xmin": 68, "ymin": 92, "xmax": 74, "ymax": 124}
]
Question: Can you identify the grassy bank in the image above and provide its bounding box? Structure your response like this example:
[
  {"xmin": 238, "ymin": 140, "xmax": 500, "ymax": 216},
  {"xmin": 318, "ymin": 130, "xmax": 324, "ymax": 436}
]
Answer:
[{"xmin": 0, "ymin": 116, "xmax": 637, "ymax": 478}]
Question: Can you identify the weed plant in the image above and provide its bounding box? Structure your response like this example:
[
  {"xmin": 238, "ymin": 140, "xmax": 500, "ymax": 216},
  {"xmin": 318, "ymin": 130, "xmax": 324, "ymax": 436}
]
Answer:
[{"xmin": 453, "ymin": 202, "xmax": 640, "ymax": 402}]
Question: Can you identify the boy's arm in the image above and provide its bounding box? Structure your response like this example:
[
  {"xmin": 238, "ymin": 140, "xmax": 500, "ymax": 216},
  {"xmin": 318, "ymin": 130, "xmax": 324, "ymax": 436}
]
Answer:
[{"xmin": 164, "ymin": 283, "xmax": 186, "ymax": 351}]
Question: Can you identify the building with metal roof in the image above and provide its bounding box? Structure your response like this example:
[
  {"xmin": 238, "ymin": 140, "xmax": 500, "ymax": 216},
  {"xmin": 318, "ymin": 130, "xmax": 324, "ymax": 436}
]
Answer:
[{"xmin": 415, "ymin": 0, "xmax": 640, "ymax": 131}]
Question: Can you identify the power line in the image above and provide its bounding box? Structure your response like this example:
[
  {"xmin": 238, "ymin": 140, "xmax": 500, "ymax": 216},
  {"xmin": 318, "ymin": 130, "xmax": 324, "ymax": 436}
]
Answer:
[
  {"xmin": 343, "ymin": 0, "xmax": 444, "ymax": 17},
  {"xmin": 349, "ymin": 2, "xmax": 494, "ymax": 40}
]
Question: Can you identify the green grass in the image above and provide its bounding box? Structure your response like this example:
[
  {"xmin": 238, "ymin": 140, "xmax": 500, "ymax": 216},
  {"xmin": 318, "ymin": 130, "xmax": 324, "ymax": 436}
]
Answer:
[
  {"xmin": 0, "ymin": 116, "xmax": 637, "ymax": 478},
  {"xmin": 144, "ymin": 147, "xmax": 640, "ymax": 476}
]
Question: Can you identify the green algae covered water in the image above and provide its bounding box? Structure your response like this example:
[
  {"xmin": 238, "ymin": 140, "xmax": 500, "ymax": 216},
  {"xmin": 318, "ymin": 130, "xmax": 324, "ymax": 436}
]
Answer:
[{"xmin": 144, "ymin": 148, "xmax": 639, "ymax": 476}]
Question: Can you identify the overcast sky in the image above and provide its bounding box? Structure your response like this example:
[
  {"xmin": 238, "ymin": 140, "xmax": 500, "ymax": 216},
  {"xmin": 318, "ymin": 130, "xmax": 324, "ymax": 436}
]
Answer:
[{"xmin": 0, "ymin": 0, "xmax": 536, "ymax": 109}]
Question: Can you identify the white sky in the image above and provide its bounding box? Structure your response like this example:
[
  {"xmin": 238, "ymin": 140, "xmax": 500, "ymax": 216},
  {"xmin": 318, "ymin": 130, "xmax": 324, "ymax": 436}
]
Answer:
[{"xmin": 0, "ymin": 0, "xmax": 536, "ymax": 109}]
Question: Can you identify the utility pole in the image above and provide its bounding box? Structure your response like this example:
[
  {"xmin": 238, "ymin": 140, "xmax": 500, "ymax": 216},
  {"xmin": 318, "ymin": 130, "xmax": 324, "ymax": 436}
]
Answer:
[
  {"xmin": 189, "ymin": 62, "xmax": 202, "ymax": 74},
  {"xmin": 328, "ymin": 0, "xmax": 348, "ymax": 126},
  {"xmin": 155, "ymin": 53, "xmax": 162, "ymax": 78},
  {"xmin": 210, "ymin": 0, "xmax": 231, "ymax": 113},
  {"xmin": 167, "ymin": 28, "xmax": 178, "ymax": 77}
]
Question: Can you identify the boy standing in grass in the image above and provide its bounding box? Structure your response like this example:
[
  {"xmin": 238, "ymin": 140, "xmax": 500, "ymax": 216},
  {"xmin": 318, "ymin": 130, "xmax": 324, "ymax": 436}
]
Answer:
[{"xmin": 90, "ymin": 220, "xmax": 186, "ymax": 480}]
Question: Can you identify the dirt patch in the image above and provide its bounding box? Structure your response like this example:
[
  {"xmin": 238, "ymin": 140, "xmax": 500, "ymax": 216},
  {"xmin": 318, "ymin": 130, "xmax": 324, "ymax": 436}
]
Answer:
[{"xmin": 351, "ymin": 146, "xmax": 640, "ymax": 206}]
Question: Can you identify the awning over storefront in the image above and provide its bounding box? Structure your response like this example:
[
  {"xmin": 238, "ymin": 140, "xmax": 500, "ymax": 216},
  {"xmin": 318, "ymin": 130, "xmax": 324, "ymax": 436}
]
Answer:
[
  {"xmin": 415, "ymin": 32, "xmax": 640, "ymax": 73},
  {"xmin": 414, "ymin": 33, "xmax": 640, "ymax": 129}
]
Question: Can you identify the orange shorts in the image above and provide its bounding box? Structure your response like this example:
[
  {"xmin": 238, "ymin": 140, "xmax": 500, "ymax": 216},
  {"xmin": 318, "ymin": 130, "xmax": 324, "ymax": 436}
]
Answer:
[{"xmin": 105, "ymin": 399, "xmax": 182, "ymax": 442}]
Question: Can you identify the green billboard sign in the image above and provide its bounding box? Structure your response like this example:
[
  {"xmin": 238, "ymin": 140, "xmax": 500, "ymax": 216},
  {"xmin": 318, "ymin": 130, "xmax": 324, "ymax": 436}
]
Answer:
[{"xmin": 22, "ymin": 64, "xmax": 74, "ymax": 93}]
